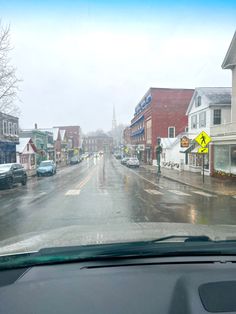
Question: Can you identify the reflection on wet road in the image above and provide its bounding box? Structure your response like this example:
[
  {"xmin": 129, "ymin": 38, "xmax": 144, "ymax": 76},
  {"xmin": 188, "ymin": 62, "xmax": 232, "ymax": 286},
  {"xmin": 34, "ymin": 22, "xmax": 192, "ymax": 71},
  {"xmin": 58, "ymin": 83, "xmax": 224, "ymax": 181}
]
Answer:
[{"xmin": 0, "ymin": 155, "xmax": 236, "ymax": 242}]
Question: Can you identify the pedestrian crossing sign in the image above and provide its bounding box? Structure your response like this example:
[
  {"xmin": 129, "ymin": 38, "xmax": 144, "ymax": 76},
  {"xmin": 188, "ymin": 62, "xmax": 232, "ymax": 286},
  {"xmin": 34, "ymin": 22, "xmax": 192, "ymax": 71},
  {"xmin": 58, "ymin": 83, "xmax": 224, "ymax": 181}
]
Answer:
[
  {"xmin": 198, "ymin": 147, "xmax": 209, "ymax": 154},
  {"xmin": 195, "ymin": 131, "xmax": 211, "ymax": 147}
]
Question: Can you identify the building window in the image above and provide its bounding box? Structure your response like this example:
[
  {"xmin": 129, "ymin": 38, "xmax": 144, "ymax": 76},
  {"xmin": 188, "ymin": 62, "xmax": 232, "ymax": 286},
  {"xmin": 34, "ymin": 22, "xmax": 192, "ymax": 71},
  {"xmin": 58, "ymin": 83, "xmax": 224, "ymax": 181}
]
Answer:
[
  {"xmin": 168, "ymin": 127, "xmax": 175, "ymax": 138},
  {"xmin": 3, "ymin": 120, "xmax": 8, "ymax": 134},
  {"xmin": 191, "ymin": 115, "xmax": 197, "ymax": 129},
  {"xmin": 213, "ymin": 109, "xmax": 221, "ymax": 125},
  {"xmin": 185, "ymin": 127, "xmax": 189, "ymax": 132},
  {"xmin": 195, "ymin": 96, "xmax": 201, "ymax": 107},
  {"xmin": 199, "ymin": 111, "xmax": 206, "ymax": 127},
  {"xmin": 27, "ymin": 144, "xmax": 30, "ymax": 151},
  {"xmin": 8, "ymin": 122, "xmax": 12, "ymax": 134}
]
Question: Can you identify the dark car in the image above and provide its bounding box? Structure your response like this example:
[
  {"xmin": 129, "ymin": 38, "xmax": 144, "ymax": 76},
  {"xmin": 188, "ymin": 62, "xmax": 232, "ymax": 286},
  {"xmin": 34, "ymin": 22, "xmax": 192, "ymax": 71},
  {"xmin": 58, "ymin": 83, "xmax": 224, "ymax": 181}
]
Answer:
[
  {"xmin": 0, "ymin": 163, "xmax": 27, "ymax": 189},
  {"xmin": 37, "ymin": 160, "xmax": 57, "ymax": 177},
  {"xmin": 70, "ymin": 156, "xmax": 81, "ymax": 165}
]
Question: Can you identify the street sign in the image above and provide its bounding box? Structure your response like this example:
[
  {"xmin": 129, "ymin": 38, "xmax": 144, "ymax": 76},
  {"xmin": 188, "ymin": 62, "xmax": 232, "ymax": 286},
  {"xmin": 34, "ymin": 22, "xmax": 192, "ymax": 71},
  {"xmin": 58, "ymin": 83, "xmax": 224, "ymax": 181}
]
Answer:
[
  {"xmin": 180, "ymin": 136, "xmax": 190, "ymax": 148},
  {"xmin": 198, "ymin": 147, "xmax": 209, "ymax": 154},
  {"xmin": 195, "ymin": 131, "xmax": 211, "ymax": 147}
]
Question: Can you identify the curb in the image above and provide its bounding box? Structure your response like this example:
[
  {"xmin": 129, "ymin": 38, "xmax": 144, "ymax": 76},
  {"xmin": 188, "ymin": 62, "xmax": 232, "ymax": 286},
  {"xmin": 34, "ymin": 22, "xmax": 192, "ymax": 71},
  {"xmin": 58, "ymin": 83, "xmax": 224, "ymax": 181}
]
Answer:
[{"xmin": 140, "ymin": 166, "xmax": 232, "ymax": 196}]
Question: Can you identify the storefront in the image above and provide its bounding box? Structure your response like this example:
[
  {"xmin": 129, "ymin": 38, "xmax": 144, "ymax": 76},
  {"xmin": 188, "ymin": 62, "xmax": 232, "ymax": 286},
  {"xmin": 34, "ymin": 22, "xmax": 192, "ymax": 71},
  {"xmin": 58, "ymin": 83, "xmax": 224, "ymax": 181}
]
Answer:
[
  {"xmin": 0, "ymin": 141, "xmax": 16, "ymax": 164},
  {"xmin": 145, "ymin": 146, "xmax": 152, "ymax": 164},
  {"xmin": 188, "ymin": 145, "xmax": 209, "ymax": 173},
  {"xmin": 214, "ymin": 144, "xmax": 236, "ymax": 175}
]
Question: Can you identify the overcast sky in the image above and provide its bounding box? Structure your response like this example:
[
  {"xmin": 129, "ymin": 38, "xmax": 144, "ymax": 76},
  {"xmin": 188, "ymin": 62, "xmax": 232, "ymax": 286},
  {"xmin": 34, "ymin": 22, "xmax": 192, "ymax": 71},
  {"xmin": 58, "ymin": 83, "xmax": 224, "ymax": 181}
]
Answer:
[{"xmin": 1, "ymin": 0, "xmax": 236, "ymax": 133}]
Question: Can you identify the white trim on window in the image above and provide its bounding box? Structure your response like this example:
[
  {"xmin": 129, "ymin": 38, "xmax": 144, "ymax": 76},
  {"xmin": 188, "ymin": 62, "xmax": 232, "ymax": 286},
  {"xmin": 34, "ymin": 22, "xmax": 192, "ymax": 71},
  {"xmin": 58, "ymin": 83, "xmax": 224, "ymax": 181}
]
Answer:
[
  {"xmin": 168, "ymin": 126, "xmax": 175, "ymax": 138},
  {"xmin": 3, "ymin": 120, "xmax": 8, "ymax": 135}
]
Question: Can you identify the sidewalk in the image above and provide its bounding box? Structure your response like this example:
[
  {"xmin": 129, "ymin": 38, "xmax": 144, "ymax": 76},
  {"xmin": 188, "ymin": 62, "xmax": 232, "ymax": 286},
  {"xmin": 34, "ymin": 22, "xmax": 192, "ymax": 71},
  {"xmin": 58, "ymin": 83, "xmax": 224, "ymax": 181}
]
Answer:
[{"xmin": 140, "ymin": 165, "xmax": 236, "ymax": 196}]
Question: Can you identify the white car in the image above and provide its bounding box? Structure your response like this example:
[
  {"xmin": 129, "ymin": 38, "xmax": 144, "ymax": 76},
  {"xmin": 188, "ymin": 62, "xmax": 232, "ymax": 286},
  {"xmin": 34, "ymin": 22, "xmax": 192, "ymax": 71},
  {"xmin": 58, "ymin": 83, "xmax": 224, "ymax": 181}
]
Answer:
[{"xmin": 126, "ymin": 157, "xmax": 140, "ymax": 168}]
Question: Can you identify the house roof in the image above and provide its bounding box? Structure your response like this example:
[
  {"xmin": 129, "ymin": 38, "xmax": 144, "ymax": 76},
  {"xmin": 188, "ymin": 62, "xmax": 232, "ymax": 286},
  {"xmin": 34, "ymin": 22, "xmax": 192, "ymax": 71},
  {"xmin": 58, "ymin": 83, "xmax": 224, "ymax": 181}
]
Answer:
[
  {"xmin": 39, "ymin": 128, "xmax": 60, "ymax": 141},
  {"xmin": 186, "ymin": 87, "xmax": 232, "ymax": 115},
  {"xmin": 161, "ymin": 138, "xmax": 177, "ymax": 149},
  {"xmin": 222, "ymin": 31, "xmax": 236, "ymax": 69},
  {"xmin": 16, "ymin": 138, "xmax": 37, "ymax": 153}
]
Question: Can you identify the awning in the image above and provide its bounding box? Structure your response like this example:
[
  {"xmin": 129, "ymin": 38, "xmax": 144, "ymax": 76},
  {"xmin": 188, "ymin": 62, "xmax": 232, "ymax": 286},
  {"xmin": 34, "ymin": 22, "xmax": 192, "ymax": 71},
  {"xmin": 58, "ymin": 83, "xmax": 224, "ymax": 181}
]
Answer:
[
  {"xmin": 130, "ymin": 115, "xmax": 144, "ymax": 127},
  {"xmin": 131, "ymin": 127, "xmax": 144, "ymax": 137},
  {"xmin": 179, "ymin": 144, "xmax": 195, "ymax": 153},
  {"xmin": 190, "ymin": 145, "xmax": 202, "ymax": 153}
]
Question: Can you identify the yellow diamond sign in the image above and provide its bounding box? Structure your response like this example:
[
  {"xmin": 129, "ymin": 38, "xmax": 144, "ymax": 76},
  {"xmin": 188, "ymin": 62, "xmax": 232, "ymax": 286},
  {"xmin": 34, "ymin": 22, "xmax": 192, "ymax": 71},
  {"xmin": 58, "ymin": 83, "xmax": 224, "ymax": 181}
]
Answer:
[
  {"xmin": 195, "ymin": 131, "xmax": 211, "ymax": 147},
  {"xmin": 198, "ymin": 147, "xmax": 209, "ymax": 154}
]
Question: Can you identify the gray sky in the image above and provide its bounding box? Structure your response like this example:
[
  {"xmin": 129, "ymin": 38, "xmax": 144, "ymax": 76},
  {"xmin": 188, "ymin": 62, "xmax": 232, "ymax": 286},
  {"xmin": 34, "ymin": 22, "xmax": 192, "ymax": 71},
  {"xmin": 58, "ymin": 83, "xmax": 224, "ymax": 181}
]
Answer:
[{"xmin": 1, "ymin": 1, "xmax": 235, "ymax": 133}]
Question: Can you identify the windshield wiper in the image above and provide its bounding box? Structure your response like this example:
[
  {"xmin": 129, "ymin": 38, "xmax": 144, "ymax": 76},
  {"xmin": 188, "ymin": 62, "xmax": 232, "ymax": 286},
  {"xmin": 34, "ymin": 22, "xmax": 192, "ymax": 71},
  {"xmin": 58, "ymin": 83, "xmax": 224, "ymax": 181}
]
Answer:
[{"xmin": 151, "ymin": 235, "xmax": 212, "ymax": 243}]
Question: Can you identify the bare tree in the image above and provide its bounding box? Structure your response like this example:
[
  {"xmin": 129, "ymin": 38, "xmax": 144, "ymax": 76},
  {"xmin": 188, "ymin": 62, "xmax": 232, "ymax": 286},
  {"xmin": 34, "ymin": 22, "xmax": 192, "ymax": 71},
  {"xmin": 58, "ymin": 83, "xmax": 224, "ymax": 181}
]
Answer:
[{"xmin": 0, "ymin": 22, "xmax": 21, "ymax": 116}]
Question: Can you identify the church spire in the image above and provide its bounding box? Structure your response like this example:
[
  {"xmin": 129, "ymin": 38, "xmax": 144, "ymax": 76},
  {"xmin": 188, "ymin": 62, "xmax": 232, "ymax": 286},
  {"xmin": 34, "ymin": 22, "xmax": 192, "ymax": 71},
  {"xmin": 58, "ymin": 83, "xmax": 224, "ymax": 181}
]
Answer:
[{"xmin": 112, "ymin": 105, "xmax": 117, "ymax": 130}]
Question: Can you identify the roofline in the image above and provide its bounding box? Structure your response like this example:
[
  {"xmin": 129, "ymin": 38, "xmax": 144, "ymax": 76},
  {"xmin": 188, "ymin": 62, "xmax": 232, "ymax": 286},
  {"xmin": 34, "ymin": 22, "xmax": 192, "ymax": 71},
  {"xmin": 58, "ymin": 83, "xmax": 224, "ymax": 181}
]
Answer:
[
  {"xmin": 222, "ymin": 31, "xmax": 236, "ymax": 69},
  {"xmin": 185, "ymin": 87, "xmax": 232, "ymax": 115}
]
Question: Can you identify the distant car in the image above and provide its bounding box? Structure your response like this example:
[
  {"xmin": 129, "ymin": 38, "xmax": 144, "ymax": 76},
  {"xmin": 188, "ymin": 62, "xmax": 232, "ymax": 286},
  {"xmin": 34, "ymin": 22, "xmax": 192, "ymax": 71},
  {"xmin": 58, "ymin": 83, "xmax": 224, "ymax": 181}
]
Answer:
[
  {"xmin": 121, "ymin": 157, "xmax": 130, "ymax": 165},
  {"xmin": 126, "ymin": 157, "xmax": 140, "ymax": 168},
  {"xmin": 37, "ymin": 160, "xmax": 56, "ymax": 177},
  {"xmin": 0, "ymin": 163, "xmax": 27, "ymax": 189},
  {"xmin": 70, "ymin": 156, "xmax": 80, "ymax": 165}
]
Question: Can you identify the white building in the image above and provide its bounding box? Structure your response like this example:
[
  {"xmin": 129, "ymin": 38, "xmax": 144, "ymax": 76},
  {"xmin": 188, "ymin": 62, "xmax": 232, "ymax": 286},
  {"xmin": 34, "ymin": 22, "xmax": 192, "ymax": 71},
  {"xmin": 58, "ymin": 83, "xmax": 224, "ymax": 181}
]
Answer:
[
  {"xmin": 186, "ymin": 87, "xmax": 231, "ymax": 174},
  {"xmin": 210, "ymin": 32, "xmax": 236, "ymax": 176},
  {"xmin": 16, "ymin": 138, "xmax": 37, "ymax": 171}
]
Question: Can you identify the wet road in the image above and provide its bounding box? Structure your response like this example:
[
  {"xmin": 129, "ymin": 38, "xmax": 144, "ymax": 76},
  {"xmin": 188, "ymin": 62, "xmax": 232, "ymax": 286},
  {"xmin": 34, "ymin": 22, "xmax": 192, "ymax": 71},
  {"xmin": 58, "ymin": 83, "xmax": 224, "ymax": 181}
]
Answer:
[{"xmin": 0, "ymin": 155, "xmax": 236, "ymax": 243}]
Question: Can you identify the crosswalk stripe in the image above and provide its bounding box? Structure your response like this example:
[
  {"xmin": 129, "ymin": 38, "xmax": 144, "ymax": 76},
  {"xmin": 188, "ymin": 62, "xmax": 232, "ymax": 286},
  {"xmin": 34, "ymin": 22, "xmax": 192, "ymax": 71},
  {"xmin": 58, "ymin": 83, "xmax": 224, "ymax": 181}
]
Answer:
[
  {"xmin": 65, "ymin": 189, "xmax": 81, "ymax": 196},
  {"xmin": 192, "ymin": 190, "xmax": 217, "ymax": 197},
  {"xmin": 168, "ymin": 190, "xmax": 191, "ymax": 196},
  {"xmin": 145, "ymin": 189, "xmax": 163, "ymax": 195}
]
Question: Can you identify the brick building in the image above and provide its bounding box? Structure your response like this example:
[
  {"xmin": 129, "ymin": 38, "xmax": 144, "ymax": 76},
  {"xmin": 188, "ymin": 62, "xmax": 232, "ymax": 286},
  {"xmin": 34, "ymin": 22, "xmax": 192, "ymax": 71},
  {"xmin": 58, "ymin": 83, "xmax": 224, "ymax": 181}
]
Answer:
[
  {"xmin": 123, "ymin": 126, "xmax": 131, "ymax": 146},
  {"xmin": 83, "ymin": 134, "xmax": 113, "ymax": 154},
  {"xmin": 55, "ymin": 126, "xmax": 81, "ymax": 149},
  {"xmin": 130, "ymin": 88, "xmax": 194, "ymax": 163}
]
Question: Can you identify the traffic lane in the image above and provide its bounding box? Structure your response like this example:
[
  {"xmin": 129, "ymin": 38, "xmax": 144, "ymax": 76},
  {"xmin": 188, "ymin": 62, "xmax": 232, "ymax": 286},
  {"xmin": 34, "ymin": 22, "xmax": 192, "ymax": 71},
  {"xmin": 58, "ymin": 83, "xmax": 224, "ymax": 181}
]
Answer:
[
  {"xmin": 113, "ymin": 158, "xmax": 236, "ymax": 225},
  {"xmin": 0, "ymin": 158, "xmax": 95, "ymax": 200},
  {"xmin": 0, "ymin": 158, "xmax": 99, "ymax": 242}
]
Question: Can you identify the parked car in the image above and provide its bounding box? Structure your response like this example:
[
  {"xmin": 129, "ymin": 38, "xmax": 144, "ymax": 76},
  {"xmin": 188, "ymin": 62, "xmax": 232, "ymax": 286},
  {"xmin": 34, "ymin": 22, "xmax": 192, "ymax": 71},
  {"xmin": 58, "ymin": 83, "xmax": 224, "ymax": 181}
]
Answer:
[
  {"xmin": 126, "ymin": 157, "xmax": 140, "ymax": 168},
  {"xmin": 0, "ymin": 163, "xmax": 27, "ymax": 189},
  {"xmin": 70, "ymin": 156, "xmax": 80, "ymax": 165},
  {"xmin": 37, "ymin": 160, "xmax": 57, "ymax": 177},
  {"xmin": 121, "ymin": 157, "xmax": 130, "ymax": 165}
]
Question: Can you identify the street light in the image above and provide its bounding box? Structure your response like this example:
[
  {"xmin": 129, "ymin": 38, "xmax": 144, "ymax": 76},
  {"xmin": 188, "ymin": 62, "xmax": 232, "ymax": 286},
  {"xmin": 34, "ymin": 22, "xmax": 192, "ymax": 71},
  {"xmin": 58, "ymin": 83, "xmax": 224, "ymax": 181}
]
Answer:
[{"xmin": 156, "ymin": 137, "xmax": 162, "ymax": 176}]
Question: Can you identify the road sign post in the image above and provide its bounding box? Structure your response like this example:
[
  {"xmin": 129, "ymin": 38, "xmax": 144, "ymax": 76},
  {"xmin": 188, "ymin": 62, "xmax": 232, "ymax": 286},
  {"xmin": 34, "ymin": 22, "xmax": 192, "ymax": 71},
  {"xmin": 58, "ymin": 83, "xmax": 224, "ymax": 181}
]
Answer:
[{"xmin": 194, "ymin": 131, "xmax": 212, "ymax": 184}]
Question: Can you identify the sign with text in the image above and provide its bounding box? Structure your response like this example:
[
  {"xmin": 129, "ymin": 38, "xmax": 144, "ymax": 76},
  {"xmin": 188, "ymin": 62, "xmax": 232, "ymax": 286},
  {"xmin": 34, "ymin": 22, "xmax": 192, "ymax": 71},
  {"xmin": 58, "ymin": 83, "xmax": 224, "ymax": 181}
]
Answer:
[{"xmin": 180, "ymin": 136, "xmax": 190, "ymax": 148}]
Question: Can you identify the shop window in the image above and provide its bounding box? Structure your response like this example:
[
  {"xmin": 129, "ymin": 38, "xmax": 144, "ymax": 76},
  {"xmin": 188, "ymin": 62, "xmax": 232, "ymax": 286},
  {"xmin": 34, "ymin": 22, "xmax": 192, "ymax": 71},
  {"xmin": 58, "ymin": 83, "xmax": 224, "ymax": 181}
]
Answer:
[
  {"xmin": 199, "ymin": 111, "xmax": 206, "ymax": 127},
  {"xmin": 231, "ymin": 145, "xmax": 236, "ymax": 175},
  {"xmin": 214, "ymin": 145, "xmax": 230, "ymax": 173},
  {"xmin": 191, "ymin": 115, "xmax": 197, "ymax": 129},
  {"xmin": 168, "ymin": 127, "xmax": 175, "ymax": 138},
  {"xmin": 213, "ymin": 109, "xmax": 221, "ymax": 125}
]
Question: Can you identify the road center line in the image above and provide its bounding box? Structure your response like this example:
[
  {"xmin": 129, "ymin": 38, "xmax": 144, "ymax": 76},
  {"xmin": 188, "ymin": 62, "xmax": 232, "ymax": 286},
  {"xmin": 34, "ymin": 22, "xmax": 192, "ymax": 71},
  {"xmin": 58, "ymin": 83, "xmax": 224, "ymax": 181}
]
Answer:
[{"xmin": 127, "ymin": 168, "xmax": 164, "ymax": 189}]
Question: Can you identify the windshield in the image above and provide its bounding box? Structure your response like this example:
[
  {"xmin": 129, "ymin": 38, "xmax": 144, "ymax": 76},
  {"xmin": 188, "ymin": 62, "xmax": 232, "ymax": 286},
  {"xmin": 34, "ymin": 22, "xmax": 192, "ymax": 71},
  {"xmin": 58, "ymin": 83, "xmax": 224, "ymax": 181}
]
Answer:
[
  {"xmin": 39, "ymin": 162, "xmax": 52, "ymax": 167},
  {"xmin": 0, "ymin": 1, "xmax": 236, "ymax": 260},
  {"xmin": 0, "ymin": 164, "xmax": 11, "ymax": 171}
]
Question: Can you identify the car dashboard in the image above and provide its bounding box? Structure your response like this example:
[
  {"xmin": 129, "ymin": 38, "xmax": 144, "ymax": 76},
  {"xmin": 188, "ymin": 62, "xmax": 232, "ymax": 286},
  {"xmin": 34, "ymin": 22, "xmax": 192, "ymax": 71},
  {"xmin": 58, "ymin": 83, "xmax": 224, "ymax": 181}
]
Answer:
[{"xmin": 1, "ymin": 255, "xmax": 236, "ymax": 313}]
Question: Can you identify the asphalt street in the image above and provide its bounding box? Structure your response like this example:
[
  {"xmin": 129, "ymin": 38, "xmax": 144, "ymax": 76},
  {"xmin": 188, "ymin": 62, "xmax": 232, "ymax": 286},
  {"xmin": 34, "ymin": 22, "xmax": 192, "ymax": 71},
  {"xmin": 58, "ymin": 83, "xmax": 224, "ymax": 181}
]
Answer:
[{"xmin": 0, "ymin": 155, "xmax": 236, "ymax": 243}]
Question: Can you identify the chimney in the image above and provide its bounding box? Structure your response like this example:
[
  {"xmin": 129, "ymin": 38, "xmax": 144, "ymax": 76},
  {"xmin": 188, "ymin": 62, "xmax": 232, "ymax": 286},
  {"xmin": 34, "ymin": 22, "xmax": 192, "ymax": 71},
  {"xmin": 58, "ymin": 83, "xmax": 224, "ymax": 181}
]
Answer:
[{"xmin": 35, "ymin": 123, "xmax": 38, "ymax": 129}]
